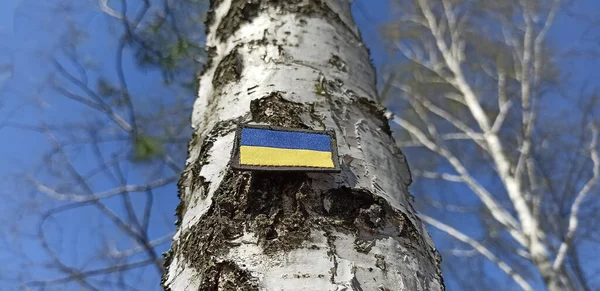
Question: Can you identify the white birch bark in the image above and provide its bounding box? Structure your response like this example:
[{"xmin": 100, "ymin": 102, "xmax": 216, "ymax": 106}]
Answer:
[{"xmin": 162, "ymin": 1, "xmax": 444, "ymax": 290}]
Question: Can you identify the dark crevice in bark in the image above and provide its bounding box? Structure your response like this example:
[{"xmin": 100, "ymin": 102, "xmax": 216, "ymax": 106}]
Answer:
[
  {"xmin": 352, "ymin": 97, "xmax": 393, "ymax": 137},
  {"xmin": 175, "ymin": 171, "xmax": 313, "ymax": 278},
  {"xmin": 328, "ymin": 54, "xmax": 347, "ymax": 72},
  {"xmin": 250, "ymin": 91, "xmax": 313, "ymax": 129},
  {"xmin": 201, "ymin": 261, "xmax": 259, "ymax": 291},
  {"xmin": 323, "ymin": 188, "xmax": 384, "ymax": 228},
  {"xmin": 174, "ymin": 175, "xmax": 189, "ymax": 228},
  {"xmin": 435, "ymin": 252, "xmax": 446, "ymax": 291},
  {"xmin": 375, "ymin": 254, "xmax": 387, "ymax": 272},
  {"xmin": 323, "ymin": 187, "xmax": 425, "ymax": 254},
  {"xmin": 173, "ymin": 130, "xmax": 201, "ymax": 228},
  {"xmin": 216, "ymin": 0, "xmax": 362, "ymax": 42},
  {"xmin": 174, "ymin": 164, "xmax": 437, "ymax": 286},
  {"xmin": 325, "ymin": 230, "xmax": 338, "ymax": 283},
  {"xmin": 216, "ymin": 0, "xmax": 261, "ymax": 41},
  {"xmin": 198, "ymin": 46, "xmax": 217, "ymax": 80},
  {"xmin": 350, "ymin": 276, "xmax": 365, "ymax": 291},
  {"xmin": 212, "ymin": 45, "xmax": 244, "ymax": 92},
  {"xmin": 174, "ymin": 118, "xmax": 242, "ymax": 228},
  {"xmin": 204, "ymin": 0, "xmax": 225, "ymax": 37},
  {"xmin": 160, "ymin": 244, "xmax": 175, "ymax": 291}
]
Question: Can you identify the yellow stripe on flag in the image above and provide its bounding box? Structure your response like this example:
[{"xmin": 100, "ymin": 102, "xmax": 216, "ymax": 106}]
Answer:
[{"xmin": 240, "ymin": 146, "xmax": 334, "ymax": 168}]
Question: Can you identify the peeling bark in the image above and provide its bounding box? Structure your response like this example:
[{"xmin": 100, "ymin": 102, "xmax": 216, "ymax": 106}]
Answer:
[{"xmin": 163, "ymin": 0, "xmax": 444, "ymax": 290}]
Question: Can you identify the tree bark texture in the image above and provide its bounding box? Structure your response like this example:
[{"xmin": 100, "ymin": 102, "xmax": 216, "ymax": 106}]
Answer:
[{"xmin": 162, "ymin": 0, "xmax": 444, "ymax": 290}]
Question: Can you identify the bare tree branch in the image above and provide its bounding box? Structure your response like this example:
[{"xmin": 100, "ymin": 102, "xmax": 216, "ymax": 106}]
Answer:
[
  {"xmin": 413, "ymin": 170, "xmax": 463, "ymax": 182},
  {"xmin": 27, "ymin": 259, "xmax": 155, "ymax": 287},
  {"xmin": 108, "ymin": 233, "xmax": 173, "ymax": 259},
  {"xmin": 97, "ymin": 0, "xmax": 125, "ymax": 20},
  {"xmin": 388, "ymin": 112, "xmax": 528, "ymax": 246},
  {"xmin": 421, "ymin": 214, "xmax": 535, "ymax": 291},
  {"xmin": 554, "ymin": 125, "xmax": 600, "ymax": 270},
  {"xmin": 32, "ymin": 176, "xmax": 178, "ymax": 202}
]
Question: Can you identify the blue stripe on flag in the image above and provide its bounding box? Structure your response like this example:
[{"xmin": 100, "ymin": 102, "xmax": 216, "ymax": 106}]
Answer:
[{"xmin": 240, "ymin": 128, "xmax": 331, "ymax": 152}]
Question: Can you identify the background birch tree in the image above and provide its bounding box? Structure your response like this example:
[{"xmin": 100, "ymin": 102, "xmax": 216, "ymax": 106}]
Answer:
[
  {"xmin": 162, "ymin": 0, "xmax": 444, "ymax": 290},
  {"xmin": 380, "ymin": 0, "xmax": 600, "ymax": 290}
]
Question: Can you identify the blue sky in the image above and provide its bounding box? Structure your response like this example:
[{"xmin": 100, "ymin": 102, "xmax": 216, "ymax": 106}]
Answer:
[
  {"xmin": 1, "ymin": 1, "xmax": 180, "ymax": 289},
  {"xmin": 1, "ymin": 0, "xmax": 600, "ymax": 290}
]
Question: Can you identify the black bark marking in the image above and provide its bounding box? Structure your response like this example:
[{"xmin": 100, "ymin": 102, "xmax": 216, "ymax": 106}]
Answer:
[
  {"xmin": 215, "ymin": 0, "xmax": 360, "ymax": 42},
  {"xmin": 213, "ymin": 46, "xmax": 244, "ymax": 92},
  {"xmin": 201, "ymin": 261, "xmax": 259, "ymax": 291},
  {"xmin": 323, "ymin": 188, "xmax": 381, "ymax": 228},
  {"xmin": 325, "ymin": 231, "xmax": 338, "ymax": 283},
  {"xmin": 174, "ymin": 170, "xmax": 435, "ymax": 289},
  {"xmin": 250, "ymin": 91, "xmax": 312, "ymax": 128},
  {"xmin": 435, "ymin": 252, "xmax": 446, "ymax": 291},
  {"xmin": 216, "ymin": 0, "xmax": 261, "ymax": 41},
  {"xmin": 198, "ymin": 46, "xmax": 217, "ymax": 79},
  {"xmin": 375, "ymin": 254, "xmax": 387, "ymax": 272},
  {"xmin": 173, "ymin": 131, "xmax": 201, "ymax": 228},
  {"xmin": 360, "ymin": 204, "xmax": 384, "ymax": 228},
  {"xmin": 351, "ymin": 276, "xmax": 365, "ymax": 291},
  {"xmin": 160, "ymin": 246, "xmax": 176, "ymax": 291},
  {"xmin": 176, "ymin": 171, "xmax": 314, "ymax": 276},
  {"xmin": 353, "ymin": 97, "xmax": 392, "ymax": 137},
  {"xmin": 174, "ymin": 117, "xmax": 243, "ymax": 229},
  {"xmin": 329, "ymin": 54, "xmax": 347, "ymax": 72},
  {"xmin": 204, "ymin": 0, "xmax": 226, "ymax": 37}
]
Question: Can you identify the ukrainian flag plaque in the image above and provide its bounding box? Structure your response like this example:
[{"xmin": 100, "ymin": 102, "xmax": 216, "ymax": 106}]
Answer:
[{"xmin": 230, "ymin": 124, "xmax": 340, "ymax": 172}]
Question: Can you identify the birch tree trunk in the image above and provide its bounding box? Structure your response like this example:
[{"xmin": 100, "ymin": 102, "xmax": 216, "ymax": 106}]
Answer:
[{"xmin": 162, "ymin": 1, "xmax": 444, "ymax": 290}]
